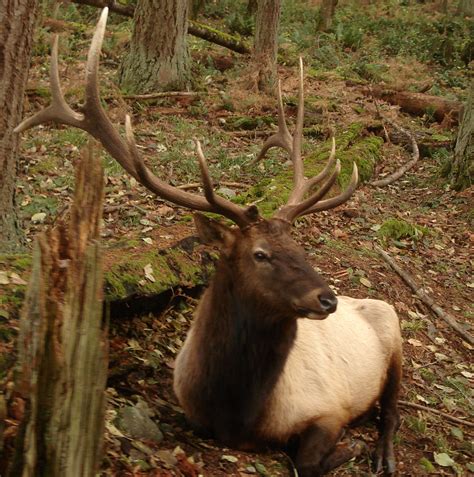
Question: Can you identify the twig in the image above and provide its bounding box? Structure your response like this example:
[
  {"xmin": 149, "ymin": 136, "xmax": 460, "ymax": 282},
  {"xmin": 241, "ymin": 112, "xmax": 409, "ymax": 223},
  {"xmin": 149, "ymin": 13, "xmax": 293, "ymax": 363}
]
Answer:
[
  {"xmin": 375, "ymin": 245, "xmax": 474, "ymax": 346},
  {"xmin": 123, "ymin": 91, "xmax": 203, "ymax": 100},
  {"xmin": 177, "ymin": 181, "xmax": 247, "ymax": 190},
  {"xmin": 398, "ymin": 400, "xmax": 474, "ymax": 428},
  {"xmin": 371, "ymin": 118, "xmax": 420, "ymax": 187}
]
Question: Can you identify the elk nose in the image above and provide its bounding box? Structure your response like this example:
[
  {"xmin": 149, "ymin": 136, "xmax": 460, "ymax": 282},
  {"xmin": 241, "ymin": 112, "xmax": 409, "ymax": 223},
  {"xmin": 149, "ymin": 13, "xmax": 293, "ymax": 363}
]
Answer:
[{"xmin": 318, "ymin": 292, "xmax": 338, "ymax": 313}]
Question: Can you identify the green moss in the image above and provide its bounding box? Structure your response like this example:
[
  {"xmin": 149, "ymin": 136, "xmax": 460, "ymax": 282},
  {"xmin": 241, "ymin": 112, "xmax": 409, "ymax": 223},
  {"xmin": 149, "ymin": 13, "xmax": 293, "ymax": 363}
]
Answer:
[
  {"xmin": 378, "ymin": 218, "xmax": 428, "ymax": 241},
  {"xmin": 29, "ymin": 157, "xmax": 59, "ymax": 175},
  {"xmin": 104, "ymin": 245, "xmax": 215, "ymax": 301}
]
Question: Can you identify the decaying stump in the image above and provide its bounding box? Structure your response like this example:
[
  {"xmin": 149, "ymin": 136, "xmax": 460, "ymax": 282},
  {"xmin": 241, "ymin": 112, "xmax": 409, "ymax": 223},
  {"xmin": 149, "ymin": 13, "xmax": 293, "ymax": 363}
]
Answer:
[{"xmin": 9, "ymin": 147, "xmax": 108, "ymax": 477}]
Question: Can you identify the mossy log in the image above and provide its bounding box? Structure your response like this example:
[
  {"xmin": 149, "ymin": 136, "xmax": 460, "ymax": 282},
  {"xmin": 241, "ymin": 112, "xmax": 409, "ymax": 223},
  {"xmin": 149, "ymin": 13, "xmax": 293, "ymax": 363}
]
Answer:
[
  {"xmin": 9, "ymin": 149, "xmax": 108, "ymax": 477},
  {"xmin": 236, "ymin": 123, "xmax": 383, "ymax": 217},
  {"xmin": 363, "ymin": 86, "xmax": 462, "ymax": 124}
]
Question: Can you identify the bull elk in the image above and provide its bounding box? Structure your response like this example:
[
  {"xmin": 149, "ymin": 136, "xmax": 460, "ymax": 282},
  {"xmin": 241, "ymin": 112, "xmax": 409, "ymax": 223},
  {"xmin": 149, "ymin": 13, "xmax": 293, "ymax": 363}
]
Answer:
[{"xmin": 15, "ymin": 8, "xmax": 402, "ymax": 476}]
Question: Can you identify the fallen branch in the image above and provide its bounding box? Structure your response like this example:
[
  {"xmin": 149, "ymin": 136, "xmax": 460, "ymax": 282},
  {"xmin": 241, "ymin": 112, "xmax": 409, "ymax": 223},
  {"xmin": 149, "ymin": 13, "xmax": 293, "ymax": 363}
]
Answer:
[
  {"xmin": 371, "ymin": 118, "xmax": 420, "ymax": 187},
  {"xmin": 122, "ymin": 91, "xmax": 202, "ymax": 100},
  {"xmin": 177, "ymin": 181, "xmax": 246, "ymax": 190},
  {"xmin": 375, "ymin": 245, "xmax": 474, "ymax": 346},
  {"xmin": 398, "ymin": 400, "xmax": 474, "ymax": 428},
  {"xmin": 72, "ymin": 0, "xmax": 251, "ymax": 55}
]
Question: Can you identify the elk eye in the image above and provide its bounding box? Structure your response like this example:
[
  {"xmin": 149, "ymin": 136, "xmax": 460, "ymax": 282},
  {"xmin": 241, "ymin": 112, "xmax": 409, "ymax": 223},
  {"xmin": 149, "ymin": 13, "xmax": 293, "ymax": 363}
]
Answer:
[{"xmin": 253, "ymin": 250, "xmax": 268, "ymax": 261}]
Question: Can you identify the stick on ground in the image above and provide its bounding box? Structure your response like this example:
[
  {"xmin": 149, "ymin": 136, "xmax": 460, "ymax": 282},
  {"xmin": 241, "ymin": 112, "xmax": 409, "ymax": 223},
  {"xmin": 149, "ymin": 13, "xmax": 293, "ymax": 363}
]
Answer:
[
  {"xmin": 371, "ymin": 118, "xmax": 420, "ymax": 187},
  {"xmin": 375, "ymin": 245, "xmax": 474, "ymax": 346},
  {"xmin": 398, "ymin": 400, "xmax": 474, "ymax": 429}
]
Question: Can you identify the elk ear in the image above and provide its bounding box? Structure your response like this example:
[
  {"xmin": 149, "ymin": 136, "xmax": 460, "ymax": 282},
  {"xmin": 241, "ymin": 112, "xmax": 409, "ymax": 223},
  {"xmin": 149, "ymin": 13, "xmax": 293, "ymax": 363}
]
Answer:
[{"xmin": 194, "ymin": 213, "xmax": 235, "ymax": 248}]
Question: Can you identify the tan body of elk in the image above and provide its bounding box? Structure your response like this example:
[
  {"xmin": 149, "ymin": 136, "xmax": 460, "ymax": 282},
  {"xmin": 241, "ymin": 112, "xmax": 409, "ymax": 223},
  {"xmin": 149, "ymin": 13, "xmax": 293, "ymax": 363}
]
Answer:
[
  {"xmin": 15, "ymin": 8, "xmax": 402, "ymax": 476},
  {"xmin": 173, "ymin": 217, "xmax": 402, "ymax": 476}
]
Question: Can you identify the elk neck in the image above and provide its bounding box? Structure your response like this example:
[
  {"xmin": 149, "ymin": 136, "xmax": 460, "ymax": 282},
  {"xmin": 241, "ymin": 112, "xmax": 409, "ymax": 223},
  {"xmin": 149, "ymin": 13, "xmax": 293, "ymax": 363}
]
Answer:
[{"xmin": 190, "ymin": 255, "xmax": 298, "ymax": 446}]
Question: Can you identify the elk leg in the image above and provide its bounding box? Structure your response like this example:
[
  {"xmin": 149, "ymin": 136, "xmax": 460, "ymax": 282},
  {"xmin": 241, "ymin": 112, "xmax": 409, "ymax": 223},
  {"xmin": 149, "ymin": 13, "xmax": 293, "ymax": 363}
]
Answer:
[
  {"xmin": 375, "ymin": 355, "xmax": 402, "ymax": 475},
  {"xmin": 295, "ymin": 418, "xmax": 360, "ymax": 477}
]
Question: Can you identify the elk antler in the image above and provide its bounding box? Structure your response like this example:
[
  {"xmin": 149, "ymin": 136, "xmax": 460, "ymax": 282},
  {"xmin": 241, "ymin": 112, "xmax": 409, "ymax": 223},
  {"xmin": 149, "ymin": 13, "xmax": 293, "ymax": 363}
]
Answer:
[
  {"xmin": 256, "ymin": 58, "xmax": 359, "ymax": 223},
  {"xmin": 15, "ymin": 8, "xmax": 257, "ymax": 228}
]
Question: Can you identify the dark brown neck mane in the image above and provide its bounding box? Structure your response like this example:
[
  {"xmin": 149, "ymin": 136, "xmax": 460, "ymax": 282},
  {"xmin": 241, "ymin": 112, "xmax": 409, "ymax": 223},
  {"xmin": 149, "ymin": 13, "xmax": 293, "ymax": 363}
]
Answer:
[{"xmin": 189, "ymin": 258, "xmax": 297, "ymax": 447}]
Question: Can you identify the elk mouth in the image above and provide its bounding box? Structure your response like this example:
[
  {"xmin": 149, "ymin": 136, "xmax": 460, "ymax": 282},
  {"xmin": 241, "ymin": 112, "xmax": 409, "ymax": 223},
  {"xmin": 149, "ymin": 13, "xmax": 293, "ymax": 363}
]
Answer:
[{"xmin": 293, "ymin": 306, "xmax": 330, "ymax": 320}]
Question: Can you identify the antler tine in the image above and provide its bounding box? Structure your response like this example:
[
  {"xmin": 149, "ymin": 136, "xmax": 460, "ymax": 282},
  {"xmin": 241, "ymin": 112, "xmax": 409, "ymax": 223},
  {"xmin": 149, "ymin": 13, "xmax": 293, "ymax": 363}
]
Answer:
[
  {"xmin": 252, "ymin": 80, "xmax": 292, "ymax": 164},
  {"xmin": 286, "ymin": 57, "xmax": 306, "ymax": 205},
  {"xmin": 123, "ymin": 116, "xmax": 212, "ymax": 211},
  {"xmin": 84, "ymin": 7, "xmax": 108, "ymax": 111},
  {"xmin": 275, "ymin": 160, "xmax": 341, "ymax": 222},
  {"xmin": 14, "ymin": 36, "xmax": 83, "ymax": 134},
  {"xmin": 302, "ymin": 163, "xmax": 359, "ymax": 216},
  {"xmin": 303, "ymin": 136, "xmax": 337, "ymax": 194},
  {"xmin": 195, "ymin": 140, "xmax": 253, "ymax": 227}
]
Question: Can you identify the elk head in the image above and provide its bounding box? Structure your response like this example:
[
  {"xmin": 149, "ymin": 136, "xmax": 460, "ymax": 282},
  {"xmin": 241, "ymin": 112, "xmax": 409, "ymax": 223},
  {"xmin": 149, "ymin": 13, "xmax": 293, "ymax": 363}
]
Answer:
[{"xmin": 15, "ymin": 7, "xmax": 358, "ymax": 320}]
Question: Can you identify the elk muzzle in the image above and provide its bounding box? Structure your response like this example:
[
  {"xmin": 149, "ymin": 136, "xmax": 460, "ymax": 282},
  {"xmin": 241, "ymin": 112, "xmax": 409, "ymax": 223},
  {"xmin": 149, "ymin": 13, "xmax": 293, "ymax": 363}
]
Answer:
[{"xmin": 291, "ymin": 288, "xmax": 338, "ymax": 320}]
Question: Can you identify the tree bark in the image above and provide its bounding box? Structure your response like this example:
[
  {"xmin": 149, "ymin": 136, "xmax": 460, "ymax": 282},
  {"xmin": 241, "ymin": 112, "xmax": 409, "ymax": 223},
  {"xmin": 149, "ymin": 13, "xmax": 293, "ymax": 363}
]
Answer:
[
  {"xmin": 119, "ymin": 0, "xmax": 190, "ymax": 93},
  {"xmin": 9, "ymin": 147, "xmax": 108, "ymax": 477},
  {"xmin": 254, "ymin": 0, "xmax": 281, "ymax": 92},
  {"xmin": 0, "ymin": 0, "xmax": 39, "ymax": 252},
  {"xmin": 317, "ymin": 0, "xmax": 338, "ymax": 32},
  {"xmin": 451, "ymin": 80, "xmax": 473, "ymax": 190},
  {"xmin": 457, "ymin": 0, "xmax": 474, "ymax": 16}
]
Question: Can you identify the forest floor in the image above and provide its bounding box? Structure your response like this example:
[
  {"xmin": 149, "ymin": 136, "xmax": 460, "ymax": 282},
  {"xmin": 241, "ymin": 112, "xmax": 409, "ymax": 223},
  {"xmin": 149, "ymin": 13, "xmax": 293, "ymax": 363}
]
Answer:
[{"xmin": 1, "ymin": 2, "xmax": 473, "ymax": 476}]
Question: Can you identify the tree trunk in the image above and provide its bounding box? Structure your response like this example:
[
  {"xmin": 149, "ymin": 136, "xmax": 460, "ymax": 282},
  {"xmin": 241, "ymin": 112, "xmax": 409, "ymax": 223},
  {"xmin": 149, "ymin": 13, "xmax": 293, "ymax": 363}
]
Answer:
[
  {"xmin": 247, "ymin": 0, "xmax": 257, "ymax": 15},
  {"xmin": 9, "ymin": 148, "xmax": 108, "ymax": 477},
  {"xmin": 451, "ymin": 80, "xmax": 473, "ymax": 190},
  {"xmin": 119, "ymin": 0, "xmax": 190, "ymax": 93},
  {"xmin": 188, "ymin": 0, "xmax": 206, "ymax": 19},
  {"xmin": 317, "ymin": 0, "xmax": 338, "ymax": 32},
  {"xmin": 0, "ymin": 0, "xmax": 39, "ymax": 252},
  {"xmin": 457, "ymin": 0, "xmax": 474, "ymax": 16},
  {"xmin": 254, "ymin": 0, "xmax": 281, "ymax": 92}
]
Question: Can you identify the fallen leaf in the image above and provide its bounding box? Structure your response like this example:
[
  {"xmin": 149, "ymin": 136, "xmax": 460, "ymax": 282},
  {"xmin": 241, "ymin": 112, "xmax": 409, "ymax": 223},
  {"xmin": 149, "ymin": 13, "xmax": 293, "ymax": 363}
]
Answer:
[
  {"xmin": 416, "ymin": 394, "xmax": 430, "ymax": 404},
  {"xmin": 221, "ymin": 455, "xmax": 238, "ymax": 463},
  {"xmin": 142, "ymin": 237, "xmax": 153, "ymax": 245},
  {"xmin": 360, "ymin": 277, "xmax": 372, "ymax": 288},
  {"xmin": 0, "ymin": 271, "xmax": 10, "ymax": 285},
  {"xmin": 144, "ymin": 264, "xmax": 155, "ymax": 283},
  {"xmin": 433, "ymin": 452, "xmax": 455, "ymax": 467},
  {"xmin": 408, "ymin": 338, "xmax": 423, "ymax": 347},
  {"xmin": 31, "ymin": 212, "xmax": 47, "ymax": 223}
]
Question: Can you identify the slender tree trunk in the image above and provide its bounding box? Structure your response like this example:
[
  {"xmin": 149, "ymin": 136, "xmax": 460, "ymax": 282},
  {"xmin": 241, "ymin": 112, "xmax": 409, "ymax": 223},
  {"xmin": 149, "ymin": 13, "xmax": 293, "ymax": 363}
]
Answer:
[
  {"xmin": 0, "ymin": 0, "xmax": 39, "ymax": 252},
  {"xmin": 188, "ymin": 0, "xmax": 206, "ymax": 19},
  {"xmin": 247, "ymin": 0, "xmax": 257, "ymax": 15},
  {"xmin": 451, "ymin": 80, "xmax": 473, "ymax": 190},
  {"xmin": 254, "ymin": 0, "xmax": 281, "ymax": 92},
  {"xmin": 9, "ymin": 147, "xmax": 108, "ymax": 477},
  {"xmin": 317, "ymin": 0, "xmax": 338, "ymax": 32},
  {"xmin": 457, "ymin": 0, "xmax": 474, "ymax": 16},
  {"xmin": 119, "ymin": 0, "xmax": 190, "ymax": 93}
]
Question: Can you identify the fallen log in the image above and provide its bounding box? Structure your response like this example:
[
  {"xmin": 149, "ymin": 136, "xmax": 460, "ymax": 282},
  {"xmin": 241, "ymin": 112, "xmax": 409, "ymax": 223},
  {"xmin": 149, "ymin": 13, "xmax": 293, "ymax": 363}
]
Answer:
[
  {"xmin": 72, "ymin": 0, "xmax": 251, "ymax": 55},
  {"xmin": 361, "ymin": 86, "xmax": 463, "ymax": 124}
]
